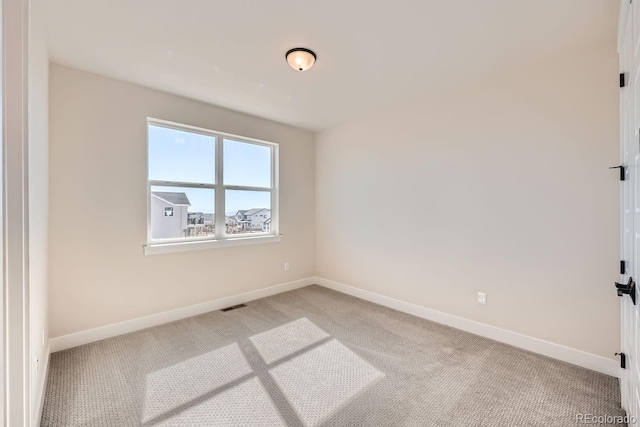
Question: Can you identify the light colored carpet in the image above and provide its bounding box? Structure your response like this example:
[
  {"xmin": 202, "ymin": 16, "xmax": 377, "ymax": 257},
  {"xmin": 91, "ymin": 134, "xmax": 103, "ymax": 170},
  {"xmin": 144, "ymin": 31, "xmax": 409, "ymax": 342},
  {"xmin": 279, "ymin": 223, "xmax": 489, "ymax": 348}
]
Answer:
[
  {"xmin": 41, "ymin": 285, "xmax": 625, "ymax": 426},
  {"xmin": 250, "ymin": 317, "xmax": 330, "ymax": 365},
  {"xmin": 269, "ymin": 338, "xmax": 384, "ymax": 427}
]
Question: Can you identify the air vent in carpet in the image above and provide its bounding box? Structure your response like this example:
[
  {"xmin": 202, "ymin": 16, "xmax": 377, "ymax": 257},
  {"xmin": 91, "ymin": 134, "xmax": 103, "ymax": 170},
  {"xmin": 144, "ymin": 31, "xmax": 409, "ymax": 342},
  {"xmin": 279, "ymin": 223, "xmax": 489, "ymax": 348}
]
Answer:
[{"xmin": 220, "ymin": 303, "xmax": 247, "ymax": 312}]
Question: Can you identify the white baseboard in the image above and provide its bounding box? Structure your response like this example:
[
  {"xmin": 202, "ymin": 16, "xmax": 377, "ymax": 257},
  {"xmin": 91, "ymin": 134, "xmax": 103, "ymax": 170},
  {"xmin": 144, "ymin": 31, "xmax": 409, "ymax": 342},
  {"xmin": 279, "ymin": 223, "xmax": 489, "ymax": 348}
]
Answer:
[
  {"xmin": 314, "ymin": 276, "xmax": 619, "ymax": 378},
  {"xmin": 49, "ymin": 275, "xmax": 619, "ymax": 378},
  {"xmin": 34, "ymin": 342, "xmax": 50, "ymax": 427},
  {"xmin": 50, "ymin": 277, "xmax": 315, "ymax": 353}
]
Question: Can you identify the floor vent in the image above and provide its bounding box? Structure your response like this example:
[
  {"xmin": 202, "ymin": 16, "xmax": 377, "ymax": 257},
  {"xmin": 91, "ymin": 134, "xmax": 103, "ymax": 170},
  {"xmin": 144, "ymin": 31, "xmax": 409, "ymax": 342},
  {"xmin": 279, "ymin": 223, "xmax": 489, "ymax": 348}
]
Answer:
[{"xmin": 220, "ymin": 303, "xmax": 247, "ymax": 313}]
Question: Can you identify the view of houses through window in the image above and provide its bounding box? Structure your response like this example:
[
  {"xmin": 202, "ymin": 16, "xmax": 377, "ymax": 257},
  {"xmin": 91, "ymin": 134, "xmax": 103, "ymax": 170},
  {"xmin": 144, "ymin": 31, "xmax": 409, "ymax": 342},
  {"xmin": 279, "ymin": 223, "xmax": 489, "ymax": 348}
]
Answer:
[{"xmin": 148, "ymin": 121, "xmax": 276, "ymax": 242}]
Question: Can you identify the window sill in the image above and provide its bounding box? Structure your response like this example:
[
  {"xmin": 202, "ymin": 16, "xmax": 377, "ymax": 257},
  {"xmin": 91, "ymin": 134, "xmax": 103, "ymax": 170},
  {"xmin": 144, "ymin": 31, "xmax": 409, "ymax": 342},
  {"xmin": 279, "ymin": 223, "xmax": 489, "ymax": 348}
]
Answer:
[{"xmin": 144, "ymin": 235, "xmax": 281, "ymax": 255}]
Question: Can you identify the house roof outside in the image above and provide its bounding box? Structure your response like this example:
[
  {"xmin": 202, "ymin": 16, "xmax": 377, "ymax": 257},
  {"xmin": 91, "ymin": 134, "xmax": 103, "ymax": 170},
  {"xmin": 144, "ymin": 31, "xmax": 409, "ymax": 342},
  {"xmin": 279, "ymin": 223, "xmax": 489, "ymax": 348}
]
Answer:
[
  {"xmin": 243, "ymin": 208, "xmax": 269, "ymax": 216},
  {"xmin": 151, "ymin": 191, "xmax": 191, "ymax": 206}
]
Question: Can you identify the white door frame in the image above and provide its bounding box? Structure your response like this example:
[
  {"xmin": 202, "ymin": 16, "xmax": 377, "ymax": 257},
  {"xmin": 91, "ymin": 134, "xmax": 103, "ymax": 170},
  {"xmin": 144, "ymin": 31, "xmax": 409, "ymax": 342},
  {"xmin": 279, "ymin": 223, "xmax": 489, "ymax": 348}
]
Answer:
[
  {"xmin": 619, "ymin": 0, "xmax": 631, "ymax": 412},
  {"xmin": 2, "ymin": 0, "xmax": 31, "ymax": 425},
  {"xmin": 618, "ymin": 0, "xmax": 640, "ymax": 419}
]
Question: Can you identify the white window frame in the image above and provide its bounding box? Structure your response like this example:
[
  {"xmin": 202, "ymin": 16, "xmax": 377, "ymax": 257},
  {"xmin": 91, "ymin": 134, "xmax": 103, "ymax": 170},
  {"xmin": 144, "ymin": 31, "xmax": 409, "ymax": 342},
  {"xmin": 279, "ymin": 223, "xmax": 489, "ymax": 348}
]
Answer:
[{"xmin": 144, "ymin": 118, "xmax": 280, "ymax": 255}]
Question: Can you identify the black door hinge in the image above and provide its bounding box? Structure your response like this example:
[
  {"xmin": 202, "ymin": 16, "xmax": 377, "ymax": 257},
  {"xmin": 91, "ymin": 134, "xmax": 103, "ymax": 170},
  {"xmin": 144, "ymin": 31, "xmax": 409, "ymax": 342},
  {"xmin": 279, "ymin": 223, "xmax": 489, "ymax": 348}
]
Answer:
[
  {"xmin": 610, "ymin": 165, "xmax": 626, "ymax": 181},
  {"xmin": 621, "ymin": 73, "xmax": 628, "ymax": 88},
  {"xmin": 616, "ymin": 352, "xmax": 627, "ymax": 369},
  {"xmin": 616, "ymin": 277, "xmax": 637, "ymax": 305},
  {"xmin": 621, "ymin": 260, "xmax": 627, "ymax": 275}
]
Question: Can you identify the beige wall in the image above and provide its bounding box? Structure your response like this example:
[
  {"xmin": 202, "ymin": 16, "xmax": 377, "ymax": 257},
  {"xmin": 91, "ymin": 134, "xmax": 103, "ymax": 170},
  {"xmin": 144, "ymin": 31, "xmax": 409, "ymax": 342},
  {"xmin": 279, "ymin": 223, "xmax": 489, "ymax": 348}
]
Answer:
[
  {"xmin": 48, "ymin": 64, "xmax": 315, "ymax": 338},
  {"xmin": 316, "ymin": 41, "xmax": 620, "ymax": 358},
  {"xmin": 50, "ymin": 37, "xmax": 619, "ymax": 360},
  {"xmin": 29, "ymin": 1, "xmax": 50, "ymax": 421}
]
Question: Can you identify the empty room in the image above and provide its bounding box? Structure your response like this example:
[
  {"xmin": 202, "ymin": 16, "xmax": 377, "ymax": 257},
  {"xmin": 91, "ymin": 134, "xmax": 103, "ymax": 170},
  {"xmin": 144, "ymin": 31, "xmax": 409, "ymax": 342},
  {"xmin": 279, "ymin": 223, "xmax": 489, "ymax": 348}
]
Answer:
[{"xmin": 1, "ymin": 0, "xmax": 637, "ymax": 425}]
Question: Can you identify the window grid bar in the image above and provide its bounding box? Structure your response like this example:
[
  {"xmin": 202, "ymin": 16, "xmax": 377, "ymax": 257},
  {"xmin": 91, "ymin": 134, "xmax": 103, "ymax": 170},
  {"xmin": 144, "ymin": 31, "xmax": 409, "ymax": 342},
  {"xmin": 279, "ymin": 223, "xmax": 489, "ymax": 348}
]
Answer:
[
  {"xmin": 149, "ymin": 180, "xmax": 216, "ymax": 189},
  {"xmin": 215, "ymin": 135, "xmax": 225, "ymax": 239},
  {"xmin": 223, "ymin": 186, "xmax": 272, "ymax": 192}
]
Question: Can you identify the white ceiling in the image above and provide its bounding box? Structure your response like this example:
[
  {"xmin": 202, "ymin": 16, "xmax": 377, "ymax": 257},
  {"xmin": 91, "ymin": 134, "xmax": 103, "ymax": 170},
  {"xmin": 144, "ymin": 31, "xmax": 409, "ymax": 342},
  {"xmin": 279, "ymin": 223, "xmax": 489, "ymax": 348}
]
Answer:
[{"xmin": 41, "ymin": 0, "xmax": 618, "ymax": 131}]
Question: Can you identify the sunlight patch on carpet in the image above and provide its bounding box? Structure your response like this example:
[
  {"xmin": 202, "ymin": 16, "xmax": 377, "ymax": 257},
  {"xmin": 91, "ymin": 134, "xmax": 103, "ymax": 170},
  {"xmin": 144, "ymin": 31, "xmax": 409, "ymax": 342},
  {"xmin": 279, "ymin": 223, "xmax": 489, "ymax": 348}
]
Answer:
[
  {"xmin": 142, "ymin": 342, "xmax": 252, "ymax": 423},
  {"xmin": 269, "ymin": 339, "xmax": 384, "ymax": 427},
  {"xmin": 155, "ymin": 377, "xmax": 285, "ymax": 426},
  {"xmin": 250, "ymin": 317, "xmax": 330, "ymax": 364}
]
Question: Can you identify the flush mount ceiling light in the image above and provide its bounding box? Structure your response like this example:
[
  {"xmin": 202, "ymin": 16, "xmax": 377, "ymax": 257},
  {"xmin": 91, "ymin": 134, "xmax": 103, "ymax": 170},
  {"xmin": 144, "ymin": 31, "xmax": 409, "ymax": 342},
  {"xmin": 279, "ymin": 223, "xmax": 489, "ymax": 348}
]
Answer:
[{"xmin": 285, "ymin": 48, "xmax": 316, "ymax": 72}]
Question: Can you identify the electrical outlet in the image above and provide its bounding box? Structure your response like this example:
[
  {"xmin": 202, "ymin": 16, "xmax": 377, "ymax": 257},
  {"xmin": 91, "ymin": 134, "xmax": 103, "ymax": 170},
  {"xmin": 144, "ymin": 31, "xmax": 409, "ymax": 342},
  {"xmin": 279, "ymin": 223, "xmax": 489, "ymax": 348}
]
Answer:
[
  {"xmin": 478, "ymin": 292, "xmax": 487, "ymax": 305},
  {"xmin": 284, "ymin": 262, "xmax": 290, "ymax": 271}
]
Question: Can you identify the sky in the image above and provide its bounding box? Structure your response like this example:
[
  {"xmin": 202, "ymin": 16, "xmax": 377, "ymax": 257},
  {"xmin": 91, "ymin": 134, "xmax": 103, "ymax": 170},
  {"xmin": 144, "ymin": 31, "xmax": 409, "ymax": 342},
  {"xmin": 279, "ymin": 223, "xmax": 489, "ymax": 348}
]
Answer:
[{"xmin": 148, "ymin": 125, "xmax": 271, "ymax": 214}]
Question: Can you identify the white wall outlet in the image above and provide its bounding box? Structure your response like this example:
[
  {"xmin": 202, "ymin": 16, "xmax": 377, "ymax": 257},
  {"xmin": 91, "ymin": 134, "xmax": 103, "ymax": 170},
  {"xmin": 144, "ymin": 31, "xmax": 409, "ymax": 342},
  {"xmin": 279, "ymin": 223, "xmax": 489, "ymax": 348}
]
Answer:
[
  {"xmin": 478, "ymin": 292, "xmax": 487, "ymax": 305},
  {"xmin": 284, "ymin": 262, "xmax": 290, "ymax": 271}
]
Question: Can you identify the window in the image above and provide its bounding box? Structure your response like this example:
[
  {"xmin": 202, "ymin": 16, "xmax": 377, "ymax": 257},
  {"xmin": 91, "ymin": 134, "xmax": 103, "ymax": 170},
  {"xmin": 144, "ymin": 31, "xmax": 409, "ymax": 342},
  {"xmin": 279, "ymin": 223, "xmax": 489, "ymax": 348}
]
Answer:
[{"xmin": 146, "ymin": 119, "xmax": 279, "ymax": 254}]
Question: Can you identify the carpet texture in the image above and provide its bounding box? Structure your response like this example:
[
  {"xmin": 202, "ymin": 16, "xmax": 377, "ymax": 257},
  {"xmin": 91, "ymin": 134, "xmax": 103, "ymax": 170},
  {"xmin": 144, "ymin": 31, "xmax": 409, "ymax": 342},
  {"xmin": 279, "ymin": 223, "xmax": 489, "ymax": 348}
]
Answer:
[{"xmin": 41, "ymin": 285, "xmax": 625, "ymax": 426}]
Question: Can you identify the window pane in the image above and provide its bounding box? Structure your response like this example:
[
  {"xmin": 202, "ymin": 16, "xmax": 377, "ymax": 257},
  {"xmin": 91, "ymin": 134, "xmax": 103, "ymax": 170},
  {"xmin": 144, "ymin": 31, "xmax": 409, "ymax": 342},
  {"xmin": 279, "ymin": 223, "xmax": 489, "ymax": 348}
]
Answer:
[
  {"xmin": 148, "ymin": 125, "xmax": 215, "ymax": 184},
  {"xmin": 223, "ymin": 139, "xmax": 271, "ymax": 188},
  {"xmin": 225, "ymin": 190, "xmax": 271, "ymax": 235},
  {"xmin": 151, "ymin": 186, "xmax": 215, "ymax": 240}
]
